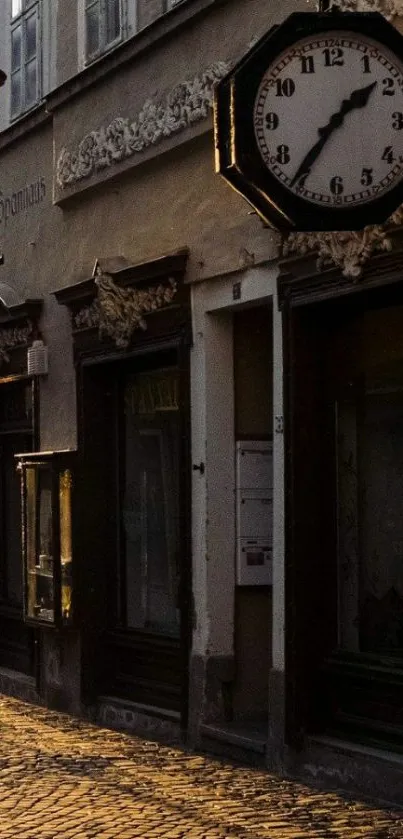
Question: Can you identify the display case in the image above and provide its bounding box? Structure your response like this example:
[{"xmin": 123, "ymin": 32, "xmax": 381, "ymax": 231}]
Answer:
[{"xmin": 16, "ymin": 451, "xmax": 76, "ymax": 627}]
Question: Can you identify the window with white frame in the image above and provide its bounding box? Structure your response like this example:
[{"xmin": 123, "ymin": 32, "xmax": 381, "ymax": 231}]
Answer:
[
  {"xmin": 85, "ymin": 0, "xmax": 123, "ymax": 60},
  {"xmin": 10, "ymin": 0, "xmax": 40, "ymax": 118}
]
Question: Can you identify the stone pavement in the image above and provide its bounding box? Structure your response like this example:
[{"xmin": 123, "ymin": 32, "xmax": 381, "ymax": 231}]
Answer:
[{"xmin": 0, "ymin": 696, "xmax": 402, "ymax": 838}]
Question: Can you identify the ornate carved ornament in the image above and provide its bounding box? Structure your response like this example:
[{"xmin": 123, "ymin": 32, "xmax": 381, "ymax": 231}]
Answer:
[
  {"xmin": 318, "ymin": 0, "xmax": 403, "ymax": 20},
  {"xmin": 0, "ymin": 321, "xmax": 34, "ymax": 365},
  {"xmin": 56, "ymin": 62, "xmax": 228, "ymax": 190},
  {"xmin": 0, "ymin": 293, "xmax": 43, "ymax": 368},
  {"xmin": 282, "ymin": 205, "xmax": 403, "ymax": 279},
  {"xmin": 73, "ymin": 271, "xmax": 178, "ymax": 348}
]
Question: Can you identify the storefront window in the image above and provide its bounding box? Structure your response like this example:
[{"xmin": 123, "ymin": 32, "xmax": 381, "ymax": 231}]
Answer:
[
  {"xmin": 19, "ymin": 454, "xmax": 75, "ymax": 627},
  {"xmin": 59, "ymin": 470, "xmax": 73, "ymax": 623},
  {"xmin": 336, "ymin": 310, "xmax": 403, "ymax": 657},
  {"xmin": 26, "ymin": 465, "xmax": 54, "ymax": 622},
  {"xmin": 123, "ymin": 368, "xmax": 180, "ymax": 636}
]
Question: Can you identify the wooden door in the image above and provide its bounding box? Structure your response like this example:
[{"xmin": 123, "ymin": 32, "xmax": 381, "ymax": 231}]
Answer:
[
  {"xmin": 0, "ymin": 378, "xmax": 36, "ymax": 678},
  {"xmin": 78, "ymin": 346, "xmax": 191, "ymax": 722}
]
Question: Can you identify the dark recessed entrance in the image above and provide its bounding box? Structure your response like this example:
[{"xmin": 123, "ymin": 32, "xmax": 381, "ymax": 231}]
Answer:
[{"xmin": 283, "ymin": 274, "xmax": 403, "ymax": 752}]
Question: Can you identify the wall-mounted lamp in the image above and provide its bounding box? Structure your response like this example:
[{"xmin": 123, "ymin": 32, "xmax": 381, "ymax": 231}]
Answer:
[{"xmin": 28, "ymin": 340, "xmax": 48, "ymax": 376}]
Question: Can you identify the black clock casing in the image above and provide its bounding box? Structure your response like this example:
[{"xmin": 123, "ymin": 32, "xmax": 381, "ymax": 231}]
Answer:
[{"xmin": 214, "ymin": 12, "xmax": 403, "ymax": 231}]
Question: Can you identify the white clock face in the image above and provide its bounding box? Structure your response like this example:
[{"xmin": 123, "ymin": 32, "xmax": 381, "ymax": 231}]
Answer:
[{"xmin": 253, "ymin": 32, "xmax": 403, "ymax": 208}]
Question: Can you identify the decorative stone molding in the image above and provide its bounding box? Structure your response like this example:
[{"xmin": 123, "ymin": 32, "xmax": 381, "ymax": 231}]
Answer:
[
  {"xmin": 73, "ymin": 301, "xmax": 99, "ymax": 332},
  {"xmin": 56, "ymin": 62, "xmax": 228, "ymax": 189},
  {"xmin": 282, "ymin": 205, "xmax": 403, "ymax": 278},
  {"xmin": 73, "ymin": 272, "xmax": 178, "ymax": 348},
  {"xmin": 0, "ymin": 321, "xmax": 34, "ymax": 365},
  {"xmin": 317, "ymin": 0, "xmax": 403, "ymax": 19}
]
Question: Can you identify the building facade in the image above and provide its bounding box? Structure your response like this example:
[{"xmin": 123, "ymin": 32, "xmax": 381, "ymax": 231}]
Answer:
[
  {"xmin": 0, "ymin": 0, "xmax": 403, "ymax": 805},
  {"xmin": 0, "ymin": 0, "xmax": 286, "ymax": 741}
]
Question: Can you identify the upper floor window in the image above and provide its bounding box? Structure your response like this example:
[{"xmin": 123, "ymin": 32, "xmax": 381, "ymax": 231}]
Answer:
[
  {"xmin": 10, "ymin": 0, "xmax": 40, "ymax": 118},
  {"xmin": 85, "ymin": 0, "xmax": 122, "ymax": 60}
]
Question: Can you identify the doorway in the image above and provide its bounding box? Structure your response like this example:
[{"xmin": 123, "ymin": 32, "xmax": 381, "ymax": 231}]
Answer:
[
  {"xmin": 0, "ymin": 377, "xmax": 36, "ymax": 677},
  {"xmin": 79, "ymin": 346, "xmax": 191, "ymax": 722},
  {"xmin": 286, "ymin": 290, "xmax": 403, "ymax": 750},
  {"xmin": 232, "ymin": 305, "xmax": 273, "ymax": 726}
]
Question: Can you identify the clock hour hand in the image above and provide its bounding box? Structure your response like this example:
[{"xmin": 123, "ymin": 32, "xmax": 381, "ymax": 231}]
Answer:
[{"xmin": 290, "ymin": 80, "xmax": 377, "ymax": 189}]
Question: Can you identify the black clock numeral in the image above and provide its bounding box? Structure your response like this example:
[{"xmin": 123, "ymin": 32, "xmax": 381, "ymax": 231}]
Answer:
[
  {"xmin": 276, "ymin": 145, "xmax": 291, "ymax": 165},
  {"xmin": 382, "ymin": 78, "xmax": 395, "ymax": 96},
  {"xmin": 382, "ymin": 145, "xmax": 395, "ymax": 164},
  {"xmin": 361, "ymin": 54, "xmax": 371, "ymax": 74},
  {"xmin": 323, "ymin": 47, "xmax": 344, "ymax": 67},
  {"xmin": 361, "ymin": 167, "xmax": 373, "ymax": 186},
  {"xmin": 330, "ymin": 175, "xmax": 344, "ymax": 195},
  {"xmin": 300, "ymin": 55, "xmax": 315, "ymax": 74},
  {"xmin": 275, "ymin": 78, "xmax": 295, "ymax": 97},
  {"xmin": 392, "ymin": 112, "xmax": 403, "ymax": 130},
  {"xmin": 265, "ymin": 112, "xmax": 279, "ymax": 130}
]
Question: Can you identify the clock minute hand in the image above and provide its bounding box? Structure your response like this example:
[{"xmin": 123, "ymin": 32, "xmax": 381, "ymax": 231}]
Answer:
[{"xmin": 290, "ymin": 80, "xmax": 377, "ymax": 189}]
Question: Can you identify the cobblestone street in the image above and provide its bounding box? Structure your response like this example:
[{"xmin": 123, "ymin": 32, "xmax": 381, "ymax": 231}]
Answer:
[{"xmin": 0, "ymin": 696, "xmax": 401, "ymax": 838}]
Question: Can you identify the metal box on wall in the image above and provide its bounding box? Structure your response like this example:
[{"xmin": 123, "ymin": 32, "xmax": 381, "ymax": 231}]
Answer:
[
  {"xmin": 236, "ymin": 440, "xmax": 273, "ymax": 491},
  {"xmin": 235, "ymin": 440, "xmax": 272, "ymax": 586}
]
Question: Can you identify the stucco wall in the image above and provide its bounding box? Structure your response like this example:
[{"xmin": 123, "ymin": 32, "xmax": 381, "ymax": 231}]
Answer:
[
  {"xmin": 57, "ymin": 0, "xmax": 77, "ymax": 86},
  {"xmin": 55, "ymin": 134, "xmax": 280, "ymax": 282},
  {"xmin": 0, "ymin": 0, "xmax": 321, "ymax": 307},
  {"xmin": 0, "ymin": 123, "xmax": 76, "ymax": 450},
  {"xmin": 0, "ymin": 0, "xmax": 291, "ymax": 724},
  {"xmin": 52, "ymin": 0, "xmax": 315, "ymax": 213}
]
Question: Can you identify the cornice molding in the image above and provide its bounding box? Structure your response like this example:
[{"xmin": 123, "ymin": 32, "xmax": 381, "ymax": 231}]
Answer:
[
  {"xmin": 74, "ymin": 271, "xmax": 178, "ymax": 348},
  {"xmin": 319, "ymin": 0, "xmax": 403, "ymax": 19},
  {"xmin": 53, "ymin": 249, "xmax": 189, "ymax": 306},
  {"xmin": 56, "ymin": 62, "xmax": 228, "ymax": 190},
  {"xmin": 54, "ymin": 250, "xmax": 189, "ymax": 351},
  {"xmin": 282, "ymin": 206, "xmax": 403, "ymax": 279}
]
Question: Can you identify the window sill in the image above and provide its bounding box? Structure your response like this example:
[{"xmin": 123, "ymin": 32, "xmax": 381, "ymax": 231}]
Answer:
[{"xmin": 83, "ymin": 35, "xmax": 124, "ymax": 68}]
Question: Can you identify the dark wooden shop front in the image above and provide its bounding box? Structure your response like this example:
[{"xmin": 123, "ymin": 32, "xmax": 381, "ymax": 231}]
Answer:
[
  {"xmin": 0, "ymin": 297, "xmax": 42, "ymax": 685},
  {"xmin": 55, "ymin": 251, "xmax": 191, "ymax": 724},
  {"xmin": 280, "ymin": 244, "xmax": 403, "ymax": 753}
]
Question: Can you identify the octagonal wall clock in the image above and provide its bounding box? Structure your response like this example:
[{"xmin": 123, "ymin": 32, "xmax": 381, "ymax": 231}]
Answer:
[{"xmin": 214, "ymin": 12, "xmax": 403, "ymax": 231}]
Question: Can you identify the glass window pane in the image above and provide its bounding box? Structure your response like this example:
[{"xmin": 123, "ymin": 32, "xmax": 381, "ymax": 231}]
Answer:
[
  {"xmin": 25, "ymin": 12, "xmax": 37, "ymax": 61},
  {"xmin": 106, "ymin": 0, "xmax": 121, "ymax": 44},
  {"xmin": 337, "ymin": 363, "xmax": 403, "ymax": 656},
  {"xmin": 59, "ymin": 470, "xmax": 73, "ymax": 624},
  {"xmin": 37, "ymin": 468, "xmax": 54, "ymax": 622},
  {"xmin": 12, "ymin": 0, "xmax": 22, "ymax": 18},
  {"xmin": 10, "ymin": 71, "xmax": 21, "ymax": 115},
  {"xmin": 359, "ymin": 389, "xmax": 403, "ymax": 655},
  {"xmin": 86, "ymin": 6, "xmax": 100, "ymax": 56},
  {"xmin": 26, "ymin": 467, "xmax": 37, "ymax": 619},
  {"xmin": 123, "ymin": 369, "xmax": 180, "ymax": 636},
  {"xmin": 25, "ymin": 58, "xmax": 37, "ymax": 107},
  {"xmin": 25, "ymin": 467, "xmax": 54, "ymax": 623},
  {"xmin": 11, "ymin": 26, "xmax": 21, "ymax": 72}
]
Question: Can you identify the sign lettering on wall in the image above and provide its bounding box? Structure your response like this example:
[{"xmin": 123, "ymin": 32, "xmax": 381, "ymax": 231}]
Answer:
[{"xmin": 0, "ymin": 177, "xmax": 46, "ymax": 227}]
